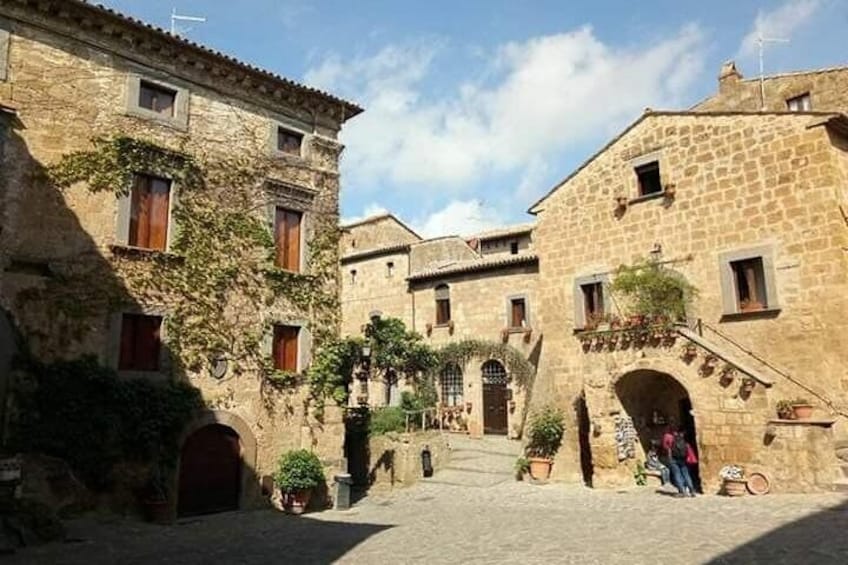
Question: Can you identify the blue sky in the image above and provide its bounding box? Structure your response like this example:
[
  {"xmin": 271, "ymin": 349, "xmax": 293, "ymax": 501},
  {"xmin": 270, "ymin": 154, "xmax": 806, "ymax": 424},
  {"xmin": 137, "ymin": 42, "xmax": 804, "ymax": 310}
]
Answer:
[{"xmin": 102, "ymin": 0, "xmax": 847, "ymax": 237}]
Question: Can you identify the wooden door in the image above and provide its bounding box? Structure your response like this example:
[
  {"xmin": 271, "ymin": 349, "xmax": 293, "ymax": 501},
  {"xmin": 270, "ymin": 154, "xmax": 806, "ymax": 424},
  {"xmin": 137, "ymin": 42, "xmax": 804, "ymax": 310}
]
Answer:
[
  {"xmin": 178, "ymin": 424, "xmax": 241, "ymax": 516},
  {"xmin": 483, "ymin": 383, "xmax": 508, "ymax": 435}
]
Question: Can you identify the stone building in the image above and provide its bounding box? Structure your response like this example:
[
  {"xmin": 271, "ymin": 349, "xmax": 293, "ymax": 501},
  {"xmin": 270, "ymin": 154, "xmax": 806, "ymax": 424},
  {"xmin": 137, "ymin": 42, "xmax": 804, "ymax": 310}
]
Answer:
[
  {"xmin": 0, "ymin": 1, "xmax": 361, "ymax": 516},
  {"xmin": 341, "ymin": 216, "xmax": 538, "ymax": 439}
]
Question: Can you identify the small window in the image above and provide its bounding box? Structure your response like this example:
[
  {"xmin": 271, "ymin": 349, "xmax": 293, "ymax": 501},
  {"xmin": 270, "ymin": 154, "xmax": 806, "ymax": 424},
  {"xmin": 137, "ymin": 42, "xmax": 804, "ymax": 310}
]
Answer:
[
  {"xmin": 435, "ymin": 284, "xmax": 451, "ymax": 325},
  {"xmin": 510, "ymin": 298, "xmax": 527, "ymax": 328},
  {"xmin": 274, "ymin": 207, "xmax": 302, "ymax": 272},
  {"xmin": 272, "ymin": 325, "xmax": 299, "ymax": 372},
  {"xmin": 510, "ymin": 241, "xmax": 519, "ymax": 255},
  {"xmin": 786, "ymin": 93, "xmax": 811, "ymax": 112},
  {"xmin": 440, "ymin": 364, "xmax": 464, "ymax": 406},
  {"xmin": 138, "ymin": 81, "xmax": 176, "ymax": 116},
  {"xmin": 277, "ymin": 127, "xmax": 303, "ymax": 156},
  {"xmin": 386, "ymin": 261, "xmax": 395, "ymax": 277},
  {"xmin": 129, "ymin": 174, "xmax": 171, "ymax": 251},
  {"xmin": 581, "ymin": 282, "xmax": 604, "ymax": 325},
  {"xmin": 482, "ymin": 359, "xmax": 508, "ymax": 385},
  {"xmin": 730, "ymin": 258, "xmax": 767, "ymax": 312},
  {"xmin": 635, "ymin": 161, "xmax": 662, "ymax": 196},
  {"xmin": 350, "ymin": 269, "xmax": 357, "ymax": 284},
  {"xmin": 119, "ymin": 314, "xmax": 162, "ymax": 371}
]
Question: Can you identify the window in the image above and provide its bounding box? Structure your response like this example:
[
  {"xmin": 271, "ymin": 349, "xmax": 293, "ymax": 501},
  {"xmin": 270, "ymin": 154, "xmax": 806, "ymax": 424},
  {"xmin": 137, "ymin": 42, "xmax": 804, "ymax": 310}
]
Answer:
[
  {"xmin": 272, "ymin": 325, "xmax": 299, "ymax": 372},
  {"xmin": 510, "ymin": 241, "xmax": 519, "ymax": 255},
  {"xmin": 440, "ymin": 364, "xmax": 464, "ymax": 406},
  {"xmin": 138, "ymin": 81, "xmax": 176, "ymax": 116},
  {"xmin": 119, "ymin": 314, "xmax": 162, "ymax": 371},
  {"xmin": 730, "ymin": 258, "xmax": 767, "ymax": 312},
  {"xmin": 274, "ymin": 207, "xmax": 302, "ymax": 271},
  {"xmin": 386, "ymin": 261, "xmax": 395, "ymax": 277},
  {"xmin": 786, "ymin": 93, "xmax": 811, "ymax": 112},
  {"xmin": 129, "ymin": 174, "xmax": 171, "ymax": 251},
  {"xmin": 510, "ymin": 298, "xmax": 527, "ymax": 328},
  {"xmin": 277, "ymin": 127, "xmax": 303, "ymax": 156},
  {"xmin": 635, "ymin": 161, "xmax": 662, "ymax": 196},
  {"xmin": 482, "ymin": 360, "xmax": 508, "ymax": 385},
  {"xmin": 435, "ymin": 284, "xmax": 451, "ymax": 325},
  {"xmin": 581, "ymin": 282, "xmax": 604, "ymax": 323},
  {"xmin": 350, "ymin": 269, "xmax": 357, "ymax": 284}
]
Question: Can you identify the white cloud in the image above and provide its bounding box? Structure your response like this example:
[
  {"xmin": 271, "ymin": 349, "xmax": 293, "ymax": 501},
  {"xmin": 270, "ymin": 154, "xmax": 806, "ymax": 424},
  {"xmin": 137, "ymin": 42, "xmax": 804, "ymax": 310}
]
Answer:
[
  {"xmin": 411, "ymin": 199, "xmax": 506, "ymax": 238},
  {"xmin": 737, "ymin": 0, "xmax": 821, "ymax": 59},
  {"xmin": 306, "ymin": 25, "xmax": 706, "ymax": 195}
]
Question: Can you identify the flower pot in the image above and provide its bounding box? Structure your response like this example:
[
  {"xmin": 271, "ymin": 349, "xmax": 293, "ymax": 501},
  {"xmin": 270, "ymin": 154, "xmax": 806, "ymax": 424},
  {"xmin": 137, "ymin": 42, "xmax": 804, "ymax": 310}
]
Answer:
[
  {"xmin": 792, "ymin": 404, "xmax": 814, "ymax": 419},
  {"xmin": 528, "ymin": 457, "xmax": 552, "ymax": 480},
  {"xmin": 723, "ymin": 478, "xmax": 747, "ymax": 497},
  {"xmin": 142, "ymin": 499, "xmax": 171, "ymax": 524},
  {"xmin": 282, "ymin": 488, "xmax": 313, "ymax": 515}
]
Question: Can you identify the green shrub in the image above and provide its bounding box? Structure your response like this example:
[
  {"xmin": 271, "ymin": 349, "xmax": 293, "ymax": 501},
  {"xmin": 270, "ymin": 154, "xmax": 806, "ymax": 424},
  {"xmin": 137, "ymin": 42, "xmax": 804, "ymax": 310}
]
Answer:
[
  {"xmin": 515, "ymin": 456, "xmax": 530, "ymax": 478},
  {"xmin": 368, "ymin": 407, "xmax": 406, "ymax": 435},
  {"xmin": 526, "ymin": 406, "xmax": 565, "ymax": 458},
  {"xmin": 273, "ymin": 449, "xmax": 325, "ymax": 492},
  {"xmin": 610, "ymin": 259, "xmax": 698, "ymax": 321}
]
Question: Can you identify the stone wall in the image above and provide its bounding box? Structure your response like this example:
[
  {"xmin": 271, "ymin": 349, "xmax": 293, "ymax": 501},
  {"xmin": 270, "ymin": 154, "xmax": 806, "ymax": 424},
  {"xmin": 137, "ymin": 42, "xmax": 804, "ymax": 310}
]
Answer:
[
  {"xmin": 367, "ymin": 431, "xmax": 450, "ymax": 491},
  {"xmin": 409, "ymin": 237, "xmax": 478, "ymax": 273},
  {"xmin": 694, "ymin": 64, "xmax": 848, "ymax": 113},
  {"xmin": 531, "ymin": 111, "xmax": 848, "ymax": 492},
  {"xmin": 340, "ymin": 215, "xmax": 420, "ymax": 255},
  {"xmin": 0, "ymin": 6, "xmax": 352, "ymax": 512},
  {"xmin": 341, "ymin": 250, "xmax": 413, "ymax": 336}
]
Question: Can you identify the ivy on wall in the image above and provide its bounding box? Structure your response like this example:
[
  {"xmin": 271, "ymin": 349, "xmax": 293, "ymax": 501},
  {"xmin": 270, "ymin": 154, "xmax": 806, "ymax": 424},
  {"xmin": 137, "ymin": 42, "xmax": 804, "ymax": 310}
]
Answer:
[{"xmin": 434, "ymin": 339, "xmax": 536, "ymax": 388}]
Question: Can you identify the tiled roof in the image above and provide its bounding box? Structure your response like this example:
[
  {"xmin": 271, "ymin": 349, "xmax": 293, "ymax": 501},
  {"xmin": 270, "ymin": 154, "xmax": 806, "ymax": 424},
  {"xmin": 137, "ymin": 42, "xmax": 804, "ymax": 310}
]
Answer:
[
  {"xmin": 739, "ymin": 64, "xmax": 848, "ymax": 82},
  {"xmin": 341, "ymin": 243, "xmax": 411, "ymax": 263},
  {"xmin": 407, "ymin": 253, "xmax": 538, "ymax": 282},
  {"xmin": 51, "ymin": 1, "xmax": 363, "ymax": 119},
  {"xmin": 340, "ymin": 213, "xmax": 422, "ymax": 240},
  {"xmin": 469, "ymin": 223, "xmax": 535, "ymax": 241}
]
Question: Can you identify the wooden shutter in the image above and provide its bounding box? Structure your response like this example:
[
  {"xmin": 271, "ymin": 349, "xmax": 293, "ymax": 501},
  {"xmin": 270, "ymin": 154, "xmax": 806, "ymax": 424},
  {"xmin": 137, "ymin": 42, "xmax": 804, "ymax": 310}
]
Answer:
[
  {"xmin": 118, "ymin": 314, "xmax": 136, "ymax": 370},
  {"xmin": 273, "ymin": 325, "xmax": 299, "ymax": 372},
  {"xmin": 129, "ymin": 175, "xmax": 150, "ymax": 247},
  {"xmin": 275, "ymin": 208, "xmax": 302, "ymax": 272},
  {"xmin": 129, "ymin": 174, "xmax": 170, "ymax": 250},
  {"xmin": 511, "ymin": 299, "xmax": 525, "ymax": 328},
  {"xmin": 119, "ymin": 314, "xmax": 161, "ymax": 371}
]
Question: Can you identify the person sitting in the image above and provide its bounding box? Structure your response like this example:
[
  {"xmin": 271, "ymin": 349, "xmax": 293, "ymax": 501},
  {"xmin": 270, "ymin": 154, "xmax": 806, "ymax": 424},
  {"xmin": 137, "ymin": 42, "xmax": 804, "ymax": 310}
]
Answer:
[{"xmin": 645, "ymin": 440, "xmax": 671, "ymax": 486}]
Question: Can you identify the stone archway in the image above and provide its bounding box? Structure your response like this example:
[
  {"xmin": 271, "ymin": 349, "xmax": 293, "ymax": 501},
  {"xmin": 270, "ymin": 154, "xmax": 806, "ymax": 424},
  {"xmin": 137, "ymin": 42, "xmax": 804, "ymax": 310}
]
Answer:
[{"xmin": 176, "ymin": 410, "xmax": 258, "ymax": 515}]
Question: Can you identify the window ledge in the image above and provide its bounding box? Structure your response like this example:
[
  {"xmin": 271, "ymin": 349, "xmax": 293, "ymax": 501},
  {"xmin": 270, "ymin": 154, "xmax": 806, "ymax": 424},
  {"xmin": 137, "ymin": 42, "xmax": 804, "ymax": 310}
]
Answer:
[
  {"xmin": 109, "ymin": 244, "xmax": 184, "ymax": 263},
  {"xmin": 628, "ymin": 191, "xmax": 668, "ymax": 205},
  {"xmin": 720, "ymin": 308, "xmax": 782, "ymax": 322},
  {"xmin": 507, "ymin": 327, "xmax": 531, "ymax": 333},
  {"xmin": 768, "ymin": 418, "xmax": 835, "ymax": 428},
  {"xmin": 434, "ymin": 323, "xmax": 452, "ymax": 328}
]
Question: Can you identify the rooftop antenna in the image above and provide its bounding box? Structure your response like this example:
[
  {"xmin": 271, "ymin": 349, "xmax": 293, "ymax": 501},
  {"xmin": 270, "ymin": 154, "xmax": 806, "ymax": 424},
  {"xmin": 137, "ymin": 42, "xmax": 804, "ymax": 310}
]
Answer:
[
  {"xmin": 170, "ymin": 7, "xmax": 207, "ymax": 37},
  {"xmin": 756, "ymin": 32, "xmax": 789, "ymax": 110}
]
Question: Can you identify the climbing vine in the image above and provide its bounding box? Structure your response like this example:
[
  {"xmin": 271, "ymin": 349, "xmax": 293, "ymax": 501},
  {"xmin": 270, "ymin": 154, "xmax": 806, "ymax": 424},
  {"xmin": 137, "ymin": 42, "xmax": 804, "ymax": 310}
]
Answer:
[{"xmin": 433, "ymin": 339, "xmax": 536, "ymax": 388}]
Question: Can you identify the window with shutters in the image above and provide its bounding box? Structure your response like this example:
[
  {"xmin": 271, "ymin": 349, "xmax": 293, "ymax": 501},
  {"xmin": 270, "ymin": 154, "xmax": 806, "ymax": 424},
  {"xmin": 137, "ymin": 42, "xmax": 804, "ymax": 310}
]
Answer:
[
  {"xmin": 719, "ymin": 246, "xmax": 779, "ymax": 317},
  {"xmin": 509, "ymin": 298, "xmax": 527, "ymax": 328},
  {"xmin": 138, "ymin": 81, "xmax": 176, "ymax": 116},
  {"xmin": 272, "ymin": 325, "xmax": 299, "ymax": 372},
  {"xmin": 440, "ymin": 364, "xmax": 463, "ymax": 406},
  {"xmin": 129, "ymin": 173, "xmax": 171, "ymax": 251},
  {"xmin": 435, "ymin": 284, "xmax": 451, "ymax": 325},
  {"xmin": 119, "ymin": 313, "xmax": 162, "ymax": 371},
  {"xmin": 274, "ymin": 207, "xmax": 302, "ymax": 272}
]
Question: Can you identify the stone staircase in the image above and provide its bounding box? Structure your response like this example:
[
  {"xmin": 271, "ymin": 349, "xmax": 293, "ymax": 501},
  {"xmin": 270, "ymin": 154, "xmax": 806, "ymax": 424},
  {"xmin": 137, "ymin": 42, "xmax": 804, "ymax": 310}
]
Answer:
[{"xmin": 426, "ymin": 435, "xmax": 522, "ymax": 488}]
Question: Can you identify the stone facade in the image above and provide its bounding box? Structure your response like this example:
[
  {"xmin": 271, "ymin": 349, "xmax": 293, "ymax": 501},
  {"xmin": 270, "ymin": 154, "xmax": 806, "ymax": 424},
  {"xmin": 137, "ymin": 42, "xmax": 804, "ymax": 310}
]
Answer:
[
  {"xmin": 694, "ymin": 61, "xmax": 848, "ymax": 113},
  {"xmin": 529, "ymin": 110, "xmax": 848, "ymax": 493},
  {"xmin": 340, "ymin": 216, "xmax": 539, "ymax": 440},
  {"xmin": 0, "ymin": 1, "xmax": 360, "ymax": 514}
]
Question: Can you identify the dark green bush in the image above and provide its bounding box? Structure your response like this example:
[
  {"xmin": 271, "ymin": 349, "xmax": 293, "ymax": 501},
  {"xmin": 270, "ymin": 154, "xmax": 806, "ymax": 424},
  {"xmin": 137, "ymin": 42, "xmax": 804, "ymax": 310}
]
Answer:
[
  {"xmin": 526, "ymin": 405, "xmax": 565, "ymax": 458},
  {"xmin": 273, "ymin": 449, "xmax": 325, "ymax": 492},
  {"xmin": 368, "ymin": 406, "xmax": 406, "ymax": 435}
]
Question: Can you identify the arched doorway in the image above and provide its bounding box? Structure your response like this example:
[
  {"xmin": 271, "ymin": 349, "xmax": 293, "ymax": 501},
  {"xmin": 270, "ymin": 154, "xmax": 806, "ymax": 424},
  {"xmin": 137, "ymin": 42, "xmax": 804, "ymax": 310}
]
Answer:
[
  {"xmin": 615, "ymin": 369, "xmax": 700, "ymax": 489},
  {"xmin": 482, "ymin": 360, "xmax": 508, "ymax": 435},
  {"xmin": 178, "ymin": 424, "xmax": 242, "ymax": 516}
]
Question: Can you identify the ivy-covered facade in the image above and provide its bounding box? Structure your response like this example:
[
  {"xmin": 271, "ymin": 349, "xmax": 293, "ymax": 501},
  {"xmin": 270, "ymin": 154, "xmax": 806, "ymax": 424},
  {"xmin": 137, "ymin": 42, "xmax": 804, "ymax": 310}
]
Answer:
[{"xmin": 0, "ymin": 1, "xmax": 361, "ymax": 517}]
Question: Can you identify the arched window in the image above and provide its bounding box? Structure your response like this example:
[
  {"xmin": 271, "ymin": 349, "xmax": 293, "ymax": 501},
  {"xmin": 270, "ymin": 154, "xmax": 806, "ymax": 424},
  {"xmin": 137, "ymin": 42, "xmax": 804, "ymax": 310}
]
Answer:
[
  {"xmin": 481, "ymin": 360, "xmax": 508, "ymax": 385},
  {"xmin": 440, "ymin": 364, "xmax": 463, "ymax": 406},
  {"xmin": 435, "ymin": 284, "xmax": 451, "ymax": 325}
]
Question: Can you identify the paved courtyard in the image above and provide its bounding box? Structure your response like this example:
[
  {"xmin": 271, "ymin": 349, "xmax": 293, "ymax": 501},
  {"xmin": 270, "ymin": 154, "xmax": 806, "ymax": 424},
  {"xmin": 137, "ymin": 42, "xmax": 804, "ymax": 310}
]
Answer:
[{"xmin": 8, "ymin": 437, "xmax": 848, "ymax": 564}]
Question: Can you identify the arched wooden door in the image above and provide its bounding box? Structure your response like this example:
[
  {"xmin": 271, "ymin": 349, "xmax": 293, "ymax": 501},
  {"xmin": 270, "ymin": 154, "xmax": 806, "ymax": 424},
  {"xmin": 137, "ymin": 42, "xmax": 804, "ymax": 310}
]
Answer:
[
  {"xmin": 482, "ymin": 360, "xmax": 508, "ymax": 435},
  {"xmin": 178, "ymin": 424, "xmax": 241, "ymax": 516}
]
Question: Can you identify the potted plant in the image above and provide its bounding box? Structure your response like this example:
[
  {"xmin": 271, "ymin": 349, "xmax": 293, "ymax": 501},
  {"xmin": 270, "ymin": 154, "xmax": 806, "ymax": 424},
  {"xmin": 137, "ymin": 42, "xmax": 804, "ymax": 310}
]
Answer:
[
  {"xmin": 791, "ymin": 398, "xmax": 814, "ymax": 420},
  {"xmin": 776, "ymin": 400, "xmax": 794, "ymax": 420},
  {"xmin": 719, "ymin": 465, "xmax": 746, "ymax": 497},
  {"xmin": 274, "ymin": 449, "xmax": 325, "ymax": 515},
  {"xmin": 525, "ymin": 406, "xmax": 565, "ymax": 480},
  {"xmin": 610, "ymin": 259, "xmax": 698, "ymax": 326},
  {"xmin": 141, "ymin": 467, "xmax": 171, "ymax": 524}
]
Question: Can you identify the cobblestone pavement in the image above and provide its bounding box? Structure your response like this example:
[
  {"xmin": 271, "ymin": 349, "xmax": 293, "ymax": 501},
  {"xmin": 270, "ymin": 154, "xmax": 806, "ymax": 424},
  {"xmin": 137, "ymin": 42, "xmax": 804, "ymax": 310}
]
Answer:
[{"xmin": 9, "ymin": 437, "xmax": 848, "ymax": 564}]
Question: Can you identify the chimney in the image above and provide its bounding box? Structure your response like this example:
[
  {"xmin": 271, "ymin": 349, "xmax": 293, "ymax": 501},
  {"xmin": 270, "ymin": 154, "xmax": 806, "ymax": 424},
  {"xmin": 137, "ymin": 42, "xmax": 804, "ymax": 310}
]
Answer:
[{"xmin": 718, "ymin": 61, "xmax": 742, "ymax": 93}]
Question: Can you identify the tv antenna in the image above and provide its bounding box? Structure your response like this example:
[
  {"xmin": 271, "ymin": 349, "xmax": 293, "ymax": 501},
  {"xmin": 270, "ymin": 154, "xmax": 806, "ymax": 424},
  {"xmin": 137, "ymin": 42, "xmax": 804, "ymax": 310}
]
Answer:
[
  {"xmin": 170, "ymin": 8, "xmax": 207, "ymax": 36},
  {"xmin": 756, "ymin": 32, "xmax": 789, "ymax": 110}
]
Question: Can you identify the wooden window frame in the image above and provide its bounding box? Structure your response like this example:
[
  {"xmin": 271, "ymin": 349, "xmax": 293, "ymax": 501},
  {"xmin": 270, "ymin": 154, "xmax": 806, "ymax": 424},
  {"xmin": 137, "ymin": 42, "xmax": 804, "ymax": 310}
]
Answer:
[
  {"xmin": 125, "ymin": 75, "xmax": 188, "ymax": 129},
  {"xmin": 435, "ymin": 284, "xmax": 451, "ymax": 326},
  {"xmin": 505, "ymin": 293, "xmax": 530, "ymax": 330},
  {"xmin": 274, "ymin": 206, "xmax": 303, "ymax": 272},
  {"xmin": 719, "ymin": 246, "xmax": 780, "ymax": 317},
  {"xmin": 118, "ymin": 313, "xmax": 162, "ymax": 372},
  {"xmin": 138, "ymin": 80, "xmax": 177, "ymax": 117},
  {"xmin": 128, "ymin": 173, "xmax": 172, "ymax": 251},
  {"xmin": 272, "ymin": 324, "xmax": 300, "ymax": 373},
  {"xmin": 573, "ymin": 274, "xmax": 610, "ymax": 330}
]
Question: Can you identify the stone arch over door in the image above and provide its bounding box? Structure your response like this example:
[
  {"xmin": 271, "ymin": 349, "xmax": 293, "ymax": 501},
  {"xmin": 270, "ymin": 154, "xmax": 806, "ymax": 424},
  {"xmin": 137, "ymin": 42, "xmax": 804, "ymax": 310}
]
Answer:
[{"xmin": 176, "ymin": 410, "xmax": 258, "ymax": 515}]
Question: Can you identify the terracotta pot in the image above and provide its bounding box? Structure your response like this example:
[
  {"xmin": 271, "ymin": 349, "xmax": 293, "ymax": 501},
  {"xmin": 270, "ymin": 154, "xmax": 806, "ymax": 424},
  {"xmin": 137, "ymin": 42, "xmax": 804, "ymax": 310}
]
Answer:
[
  {"xmin": 282, "ymin": 488, "xmax": 313, "ymax": 515},
  {"xmin": 723, "ymin": 479, "xmax": 747, "ymax": 497},
  {"xmin": 143, "ymin": 499, "xmax": 171, "ymax": 524},
  {"xmin": 792, "ymin": 404, "xmax": 814, "ymax": 419},
  {"xmin": 528, "ymin": 457, "xmax": 552, "ymax": 480}
]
